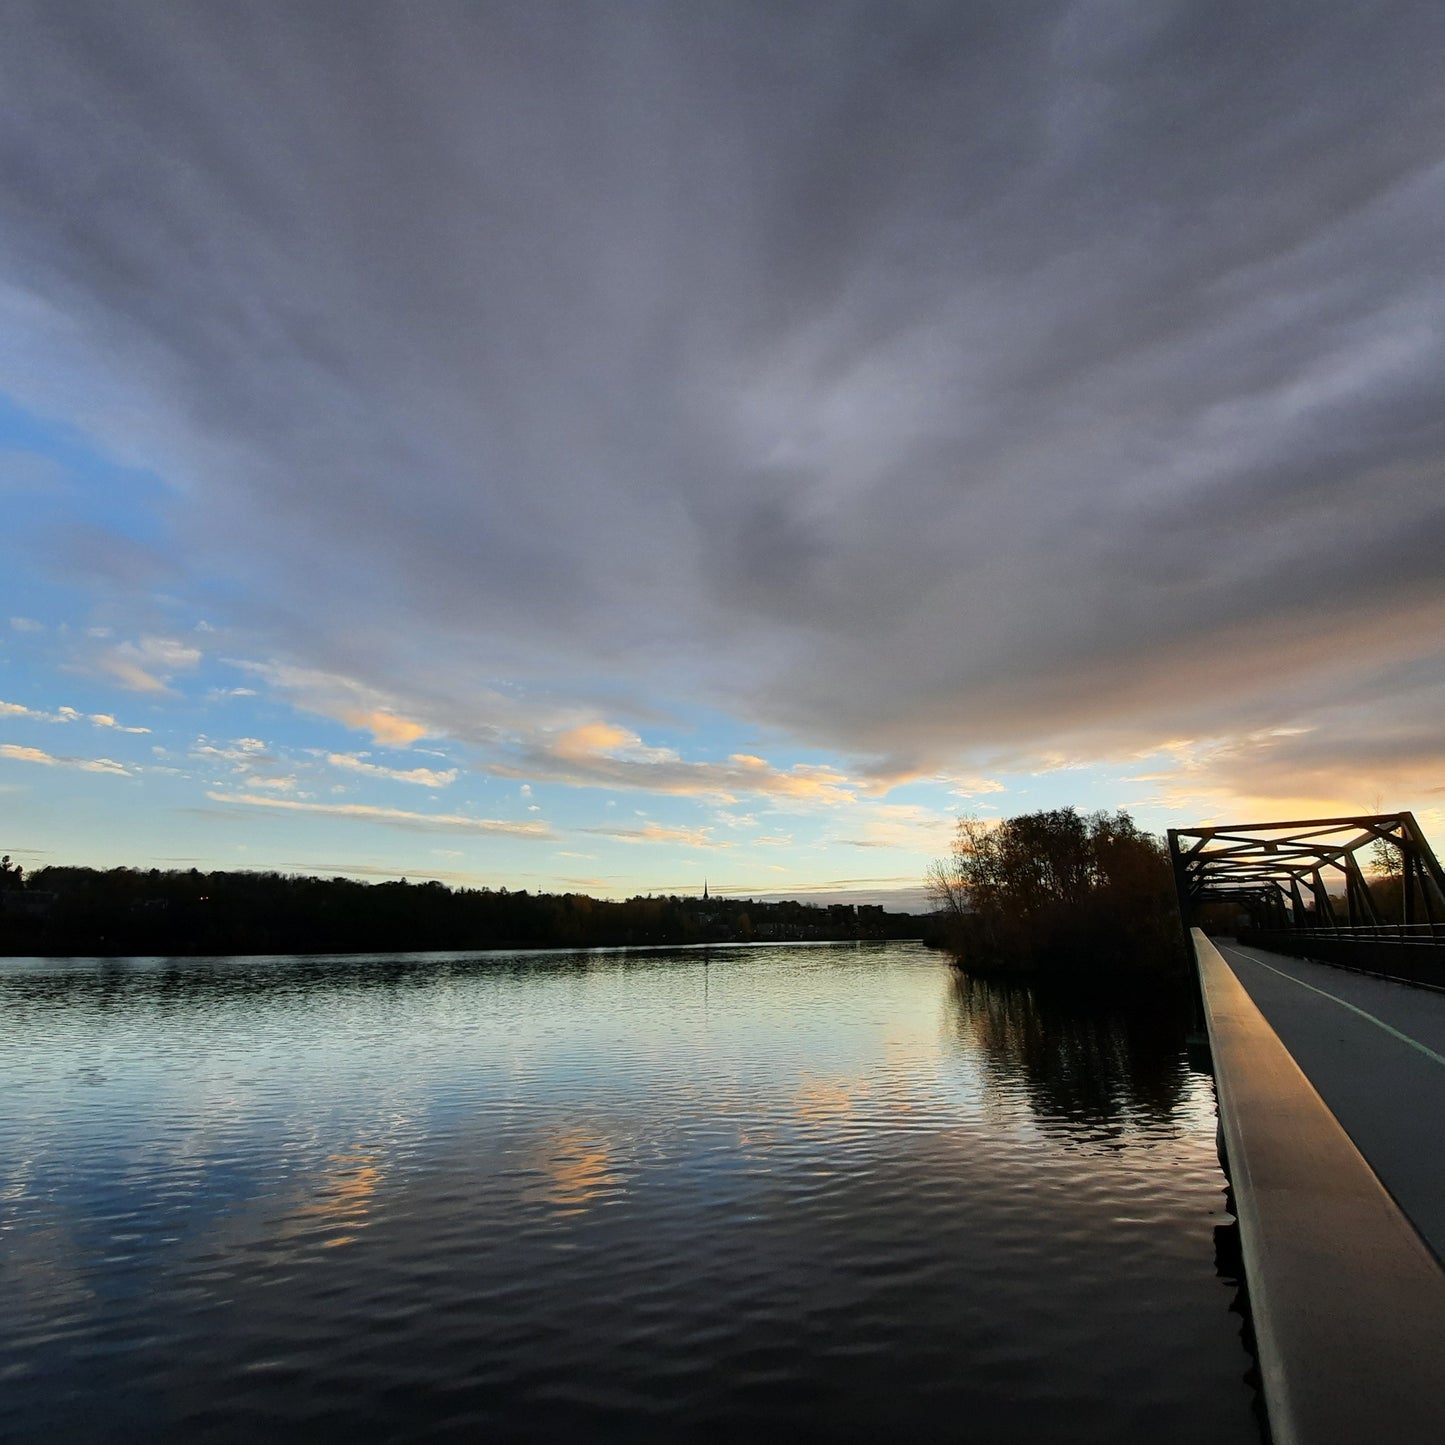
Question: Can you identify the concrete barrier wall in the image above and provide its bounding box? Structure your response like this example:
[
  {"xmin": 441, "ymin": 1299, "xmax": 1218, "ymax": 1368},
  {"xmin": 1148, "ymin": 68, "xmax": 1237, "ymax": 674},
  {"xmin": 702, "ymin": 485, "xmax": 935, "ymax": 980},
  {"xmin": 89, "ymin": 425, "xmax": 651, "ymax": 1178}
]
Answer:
[{"xmin": 1194, "ymin": 928, "xmax": 1445, "ymax": 1445}]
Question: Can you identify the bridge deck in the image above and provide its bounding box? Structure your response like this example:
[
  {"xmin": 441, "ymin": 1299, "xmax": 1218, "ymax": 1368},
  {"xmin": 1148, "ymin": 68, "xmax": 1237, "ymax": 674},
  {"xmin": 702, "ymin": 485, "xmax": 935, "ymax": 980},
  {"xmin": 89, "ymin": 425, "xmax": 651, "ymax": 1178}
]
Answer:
[
  {"xmin": 1213, "ymin": 937, "xmax": 1445, "ymax": 1261},
  {"xmin": 1192, "ymin": 930, "xmax": 1445, "ymax": 1445}
]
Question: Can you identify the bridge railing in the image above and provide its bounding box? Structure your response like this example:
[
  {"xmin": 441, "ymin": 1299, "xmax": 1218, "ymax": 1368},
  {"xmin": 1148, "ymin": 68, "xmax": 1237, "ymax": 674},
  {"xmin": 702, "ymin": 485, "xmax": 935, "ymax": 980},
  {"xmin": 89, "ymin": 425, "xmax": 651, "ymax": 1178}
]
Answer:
[
  {"xmin": 1266, "ymin": 921, "xmax": 1445, "ymax": 943},
  {"xmin": 1238, "ymin": 925, "xmax": 1445, "ymax": 988}
]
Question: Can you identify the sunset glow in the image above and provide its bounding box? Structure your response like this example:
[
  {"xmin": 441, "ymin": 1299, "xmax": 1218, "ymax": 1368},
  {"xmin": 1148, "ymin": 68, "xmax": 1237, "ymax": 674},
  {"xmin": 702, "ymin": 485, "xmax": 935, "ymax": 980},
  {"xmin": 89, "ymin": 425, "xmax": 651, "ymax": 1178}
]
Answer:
[{"xmin": 2, "ymin": 6, "xmax": 1442, "ymax": 906}]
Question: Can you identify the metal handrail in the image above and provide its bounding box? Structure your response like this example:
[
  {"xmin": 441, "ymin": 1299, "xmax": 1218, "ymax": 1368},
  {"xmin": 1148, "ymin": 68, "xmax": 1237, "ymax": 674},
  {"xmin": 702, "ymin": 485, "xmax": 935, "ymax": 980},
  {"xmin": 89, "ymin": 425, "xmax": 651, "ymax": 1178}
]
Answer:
[{"xmin": 1255, "ymin": 922, "xmax": 1445, "ymax": 943}]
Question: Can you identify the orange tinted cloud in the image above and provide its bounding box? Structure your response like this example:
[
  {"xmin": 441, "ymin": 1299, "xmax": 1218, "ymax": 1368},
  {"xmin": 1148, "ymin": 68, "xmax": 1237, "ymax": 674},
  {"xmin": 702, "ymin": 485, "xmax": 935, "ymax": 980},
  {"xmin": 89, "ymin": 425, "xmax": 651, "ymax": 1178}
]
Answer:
[
  {"xmin": 337, "ymin": 709, "xmax": 428, "ymax": 746},
  {"xmin": 231, "ymin": 662, "xmax": 435, "ymax": 749},
  {"xmin": 553, "ymin": 722, "xmax": 635, "ymax": 759}
]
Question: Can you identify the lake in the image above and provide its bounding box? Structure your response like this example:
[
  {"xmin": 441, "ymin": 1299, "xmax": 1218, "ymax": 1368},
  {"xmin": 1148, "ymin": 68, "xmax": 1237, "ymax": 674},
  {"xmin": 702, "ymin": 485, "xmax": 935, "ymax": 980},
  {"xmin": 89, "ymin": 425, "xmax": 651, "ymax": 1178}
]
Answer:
[{"xmin": 0, "ymin": 941, "xmax": 1260, "ymax": 1443}]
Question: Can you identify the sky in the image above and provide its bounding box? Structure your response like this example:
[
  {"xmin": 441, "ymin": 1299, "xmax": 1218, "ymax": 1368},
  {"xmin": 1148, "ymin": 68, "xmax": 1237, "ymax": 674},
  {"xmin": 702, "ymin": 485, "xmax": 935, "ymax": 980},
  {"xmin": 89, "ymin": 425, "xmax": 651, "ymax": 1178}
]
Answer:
[{"xmin": 2, "ymin": 2, "xmax": 1443, "ymax": 909}]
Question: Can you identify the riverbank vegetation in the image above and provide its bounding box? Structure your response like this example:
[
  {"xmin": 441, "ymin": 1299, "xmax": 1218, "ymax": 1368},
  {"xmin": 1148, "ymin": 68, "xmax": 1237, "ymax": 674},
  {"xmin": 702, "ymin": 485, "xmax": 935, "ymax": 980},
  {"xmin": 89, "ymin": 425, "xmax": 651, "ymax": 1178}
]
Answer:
[
  {"xmin": 926, "ymin": 808, "xmax": 1186, "ymax": 981},
  {"xmin": 0, "ymin": 864, "xmax": 924, "ymax": 957}
]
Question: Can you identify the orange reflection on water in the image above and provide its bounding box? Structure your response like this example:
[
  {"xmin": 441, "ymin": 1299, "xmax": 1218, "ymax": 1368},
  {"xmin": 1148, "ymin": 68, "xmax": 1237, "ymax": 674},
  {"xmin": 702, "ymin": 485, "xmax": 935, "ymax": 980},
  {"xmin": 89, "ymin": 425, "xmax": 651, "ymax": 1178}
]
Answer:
[
  {"xmin": 526, "ymin": 1128, "xmax": 622, "ymax": 1216},
  {"xmin": 792, "ymin": 1075, "xmax": 870, "ymax": 1130},
  {"xmin": 291, "ymin": 1149, "xmax": 383, "ymax": 1248}
]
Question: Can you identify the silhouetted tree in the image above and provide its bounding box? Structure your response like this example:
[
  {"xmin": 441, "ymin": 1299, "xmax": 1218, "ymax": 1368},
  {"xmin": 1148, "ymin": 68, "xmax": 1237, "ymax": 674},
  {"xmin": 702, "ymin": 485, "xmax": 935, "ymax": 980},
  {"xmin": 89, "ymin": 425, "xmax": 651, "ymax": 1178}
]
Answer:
[{"xmin": 927, "ymin": 808, "xmax": 1185, "ymax": 980}]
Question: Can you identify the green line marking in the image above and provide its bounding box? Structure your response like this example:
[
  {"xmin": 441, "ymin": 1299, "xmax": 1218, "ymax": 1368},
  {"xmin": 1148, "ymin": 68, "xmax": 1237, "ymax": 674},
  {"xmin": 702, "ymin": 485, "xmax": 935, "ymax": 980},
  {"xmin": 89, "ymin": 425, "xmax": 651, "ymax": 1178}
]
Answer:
[{"xmin": 1224, "ymin": 945, "xmax": 1445, "ymax": 1070}]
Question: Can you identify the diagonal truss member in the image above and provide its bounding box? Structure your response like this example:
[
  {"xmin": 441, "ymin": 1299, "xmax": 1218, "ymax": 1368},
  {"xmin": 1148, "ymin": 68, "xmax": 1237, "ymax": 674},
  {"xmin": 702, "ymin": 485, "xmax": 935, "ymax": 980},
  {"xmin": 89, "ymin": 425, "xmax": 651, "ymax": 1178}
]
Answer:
[{"xmin": 1166, "ymin": 813, "xmax": 1445, "ymax": 934}]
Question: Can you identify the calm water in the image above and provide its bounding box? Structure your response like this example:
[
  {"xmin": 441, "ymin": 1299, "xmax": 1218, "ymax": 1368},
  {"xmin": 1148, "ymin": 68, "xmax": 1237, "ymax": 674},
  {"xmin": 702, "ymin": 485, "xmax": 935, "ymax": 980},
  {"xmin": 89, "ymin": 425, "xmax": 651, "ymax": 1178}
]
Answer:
[{"xmin": 0, "ymin": 942, "xmax": 1259, "ymax": 1443}]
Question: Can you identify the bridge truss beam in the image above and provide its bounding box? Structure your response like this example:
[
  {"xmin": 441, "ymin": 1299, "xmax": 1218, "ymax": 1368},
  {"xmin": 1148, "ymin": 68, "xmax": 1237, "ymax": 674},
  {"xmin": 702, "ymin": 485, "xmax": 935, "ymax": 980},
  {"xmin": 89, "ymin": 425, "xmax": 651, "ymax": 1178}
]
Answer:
[{"xmin": 1166, "ymin": 813, "xmax": 1445, "ymax": 939}]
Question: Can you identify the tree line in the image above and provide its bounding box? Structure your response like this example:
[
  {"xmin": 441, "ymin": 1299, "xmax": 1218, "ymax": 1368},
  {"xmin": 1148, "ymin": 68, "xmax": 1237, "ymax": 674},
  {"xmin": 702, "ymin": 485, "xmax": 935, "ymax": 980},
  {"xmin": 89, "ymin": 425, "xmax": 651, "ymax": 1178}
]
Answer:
[{"xmin": 0, "ymin": 862, "xmax": 924, "ymax": 956}]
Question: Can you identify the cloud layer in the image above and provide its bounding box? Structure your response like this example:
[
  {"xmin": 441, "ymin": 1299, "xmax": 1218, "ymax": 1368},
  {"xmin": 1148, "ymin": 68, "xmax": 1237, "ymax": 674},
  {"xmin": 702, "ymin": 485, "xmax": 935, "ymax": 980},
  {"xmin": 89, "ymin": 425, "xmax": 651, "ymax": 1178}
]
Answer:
[{"xmin": 2, "ymin": 3, "xmax": 1443, "ymax": 800}]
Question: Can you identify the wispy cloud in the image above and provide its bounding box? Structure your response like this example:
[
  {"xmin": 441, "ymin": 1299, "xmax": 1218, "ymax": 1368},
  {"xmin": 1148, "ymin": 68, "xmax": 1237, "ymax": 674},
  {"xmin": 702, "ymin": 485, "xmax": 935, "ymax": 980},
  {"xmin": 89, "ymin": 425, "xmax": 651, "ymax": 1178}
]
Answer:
[
  {"xmin": 1, "ymin": 698, "xmax": 149, "ymax": 732},
  {"xmin": 86, "ymin": 712, "xmax": 151, "ymax": 734},
  {"xmin": 279, "ymin": 860, "xmax": 489, "ymax": 884},
  {"xmin": 829, "ymin": 803, "xmax": 955, "ymax": 852},
  {"xmin": 495, "ymin": 724, "xmax": 856, "ymax": 805},
  {"xmin": 230, "ymin": 662, "xmax": 433, "ymax": 748},
  {"xmin": 185, "ymin": 736, "xmax": 307, "ymax": 796},
  {"xmin": 582, "ymin": 821, "xmax": 722, "ymax": 848},
  {"xmin": 95, "ymin": 636, "xmax": 201, "ymax": 694},
  {"xmin": 326, "ymin": 752, "xmax": 457, "ymax": 788},
  {"xmin": 1, "ymin": 742, "xmax": 132, "ymax": 776},
  {"xmin": 205, "ymin": 791, "xmax": 553, "ymax": 838},
  {"xmin": 945, "ymin": 776, "xmax": 1006, "ymax": 798},
  {"xmin": 191, "ymin": 741, "xmax": 273, "ymax": 766}
]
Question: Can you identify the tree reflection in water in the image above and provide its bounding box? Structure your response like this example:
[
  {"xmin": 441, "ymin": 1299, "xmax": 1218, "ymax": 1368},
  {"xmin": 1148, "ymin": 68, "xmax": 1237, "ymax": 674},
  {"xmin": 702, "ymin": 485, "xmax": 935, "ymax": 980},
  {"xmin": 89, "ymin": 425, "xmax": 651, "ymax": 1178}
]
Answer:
[{"xmin": 947, "ymin": 968, "xmax": 1197, "ymax": 1142}]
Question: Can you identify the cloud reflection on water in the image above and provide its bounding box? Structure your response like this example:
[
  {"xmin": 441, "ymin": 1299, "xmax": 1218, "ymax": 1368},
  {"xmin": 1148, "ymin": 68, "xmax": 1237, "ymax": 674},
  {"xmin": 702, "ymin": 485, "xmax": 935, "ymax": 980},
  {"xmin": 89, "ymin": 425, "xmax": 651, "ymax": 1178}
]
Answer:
[
  {"xmin": 0, "ymin": 944, "xmax": 1254, "ymax": 1442},
  {"xmin": 525, "ymin": 1128, "xmax": 624, "ymax": 1217},
  {"xmin": 288, "ymin": 1149, "xmax": 384, "ymax": 1249}
]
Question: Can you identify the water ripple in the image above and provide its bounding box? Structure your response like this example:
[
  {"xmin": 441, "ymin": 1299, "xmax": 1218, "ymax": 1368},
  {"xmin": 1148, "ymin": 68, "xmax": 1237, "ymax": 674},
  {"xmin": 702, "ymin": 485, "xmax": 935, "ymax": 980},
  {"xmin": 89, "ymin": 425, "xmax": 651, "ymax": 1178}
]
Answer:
[{"xmin": 0, "ymin": 943, "xmax": 1255, "ymax": 1443}]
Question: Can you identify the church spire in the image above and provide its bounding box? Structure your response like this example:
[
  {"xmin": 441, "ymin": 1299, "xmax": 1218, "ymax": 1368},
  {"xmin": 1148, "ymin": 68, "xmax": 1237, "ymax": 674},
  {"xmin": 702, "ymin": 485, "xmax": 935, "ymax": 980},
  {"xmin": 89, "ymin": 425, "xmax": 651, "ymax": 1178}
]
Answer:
[{"xmin": 703, "ymin": 879, "xmax": 709, "ymax": 901}]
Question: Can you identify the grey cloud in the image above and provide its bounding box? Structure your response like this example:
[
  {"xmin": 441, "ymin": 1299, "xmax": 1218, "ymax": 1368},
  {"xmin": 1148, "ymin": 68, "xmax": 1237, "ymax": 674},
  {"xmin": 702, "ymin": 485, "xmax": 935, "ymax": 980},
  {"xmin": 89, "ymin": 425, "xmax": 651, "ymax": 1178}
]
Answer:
[{"xmin": 2, "ymin": 3, "xmax": 1444, "ymax": 785}]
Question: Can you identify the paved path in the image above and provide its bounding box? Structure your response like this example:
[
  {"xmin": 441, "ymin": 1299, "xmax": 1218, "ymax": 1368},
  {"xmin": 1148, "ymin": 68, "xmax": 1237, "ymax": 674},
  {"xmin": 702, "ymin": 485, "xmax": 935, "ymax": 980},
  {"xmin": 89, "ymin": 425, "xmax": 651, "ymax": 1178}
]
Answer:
[{"xmin": 1216, "ymin": 939, "xmax": 1445, "ymax": 1263}]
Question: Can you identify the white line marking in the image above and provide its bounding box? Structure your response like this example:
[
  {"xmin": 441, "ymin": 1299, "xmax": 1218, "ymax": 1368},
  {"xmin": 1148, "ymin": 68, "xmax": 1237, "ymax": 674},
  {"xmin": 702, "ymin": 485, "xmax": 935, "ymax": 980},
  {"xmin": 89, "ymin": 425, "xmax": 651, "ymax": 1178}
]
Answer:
[{"xmin": 1223, "ymin": 945, "xmax": 1445, "ymax": 1070}]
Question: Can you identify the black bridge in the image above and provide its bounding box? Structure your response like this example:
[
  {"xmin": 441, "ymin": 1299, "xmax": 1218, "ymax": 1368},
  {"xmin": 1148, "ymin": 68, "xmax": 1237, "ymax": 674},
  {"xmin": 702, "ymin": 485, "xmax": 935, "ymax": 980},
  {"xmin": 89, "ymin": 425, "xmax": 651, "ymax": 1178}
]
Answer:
[{"xmin": 1167, "ymin": 812, "xmax": 1445, "ymax": 987}]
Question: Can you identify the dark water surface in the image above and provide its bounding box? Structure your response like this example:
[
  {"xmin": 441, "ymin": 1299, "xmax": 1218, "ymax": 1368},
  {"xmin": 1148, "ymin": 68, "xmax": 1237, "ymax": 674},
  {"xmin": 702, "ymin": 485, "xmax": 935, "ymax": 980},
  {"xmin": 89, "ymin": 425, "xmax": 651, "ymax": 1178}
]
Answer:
[{"xmin": 0, "ymin": 942, "xmax": 1257, "ymax": 1443}]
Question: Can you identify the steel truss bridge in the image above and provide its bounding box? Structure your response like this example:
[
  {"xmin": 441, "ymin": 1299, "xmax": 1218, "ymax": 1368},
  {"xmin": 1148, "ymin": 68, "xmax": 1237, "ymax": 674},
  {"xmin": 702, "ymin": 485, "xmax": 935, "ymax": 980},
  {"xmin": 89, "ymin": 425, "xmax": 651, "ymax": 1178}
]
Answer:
[{"xmin": 1167, "ymin": 813, "xmax": 1445, "ymax": 986}]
